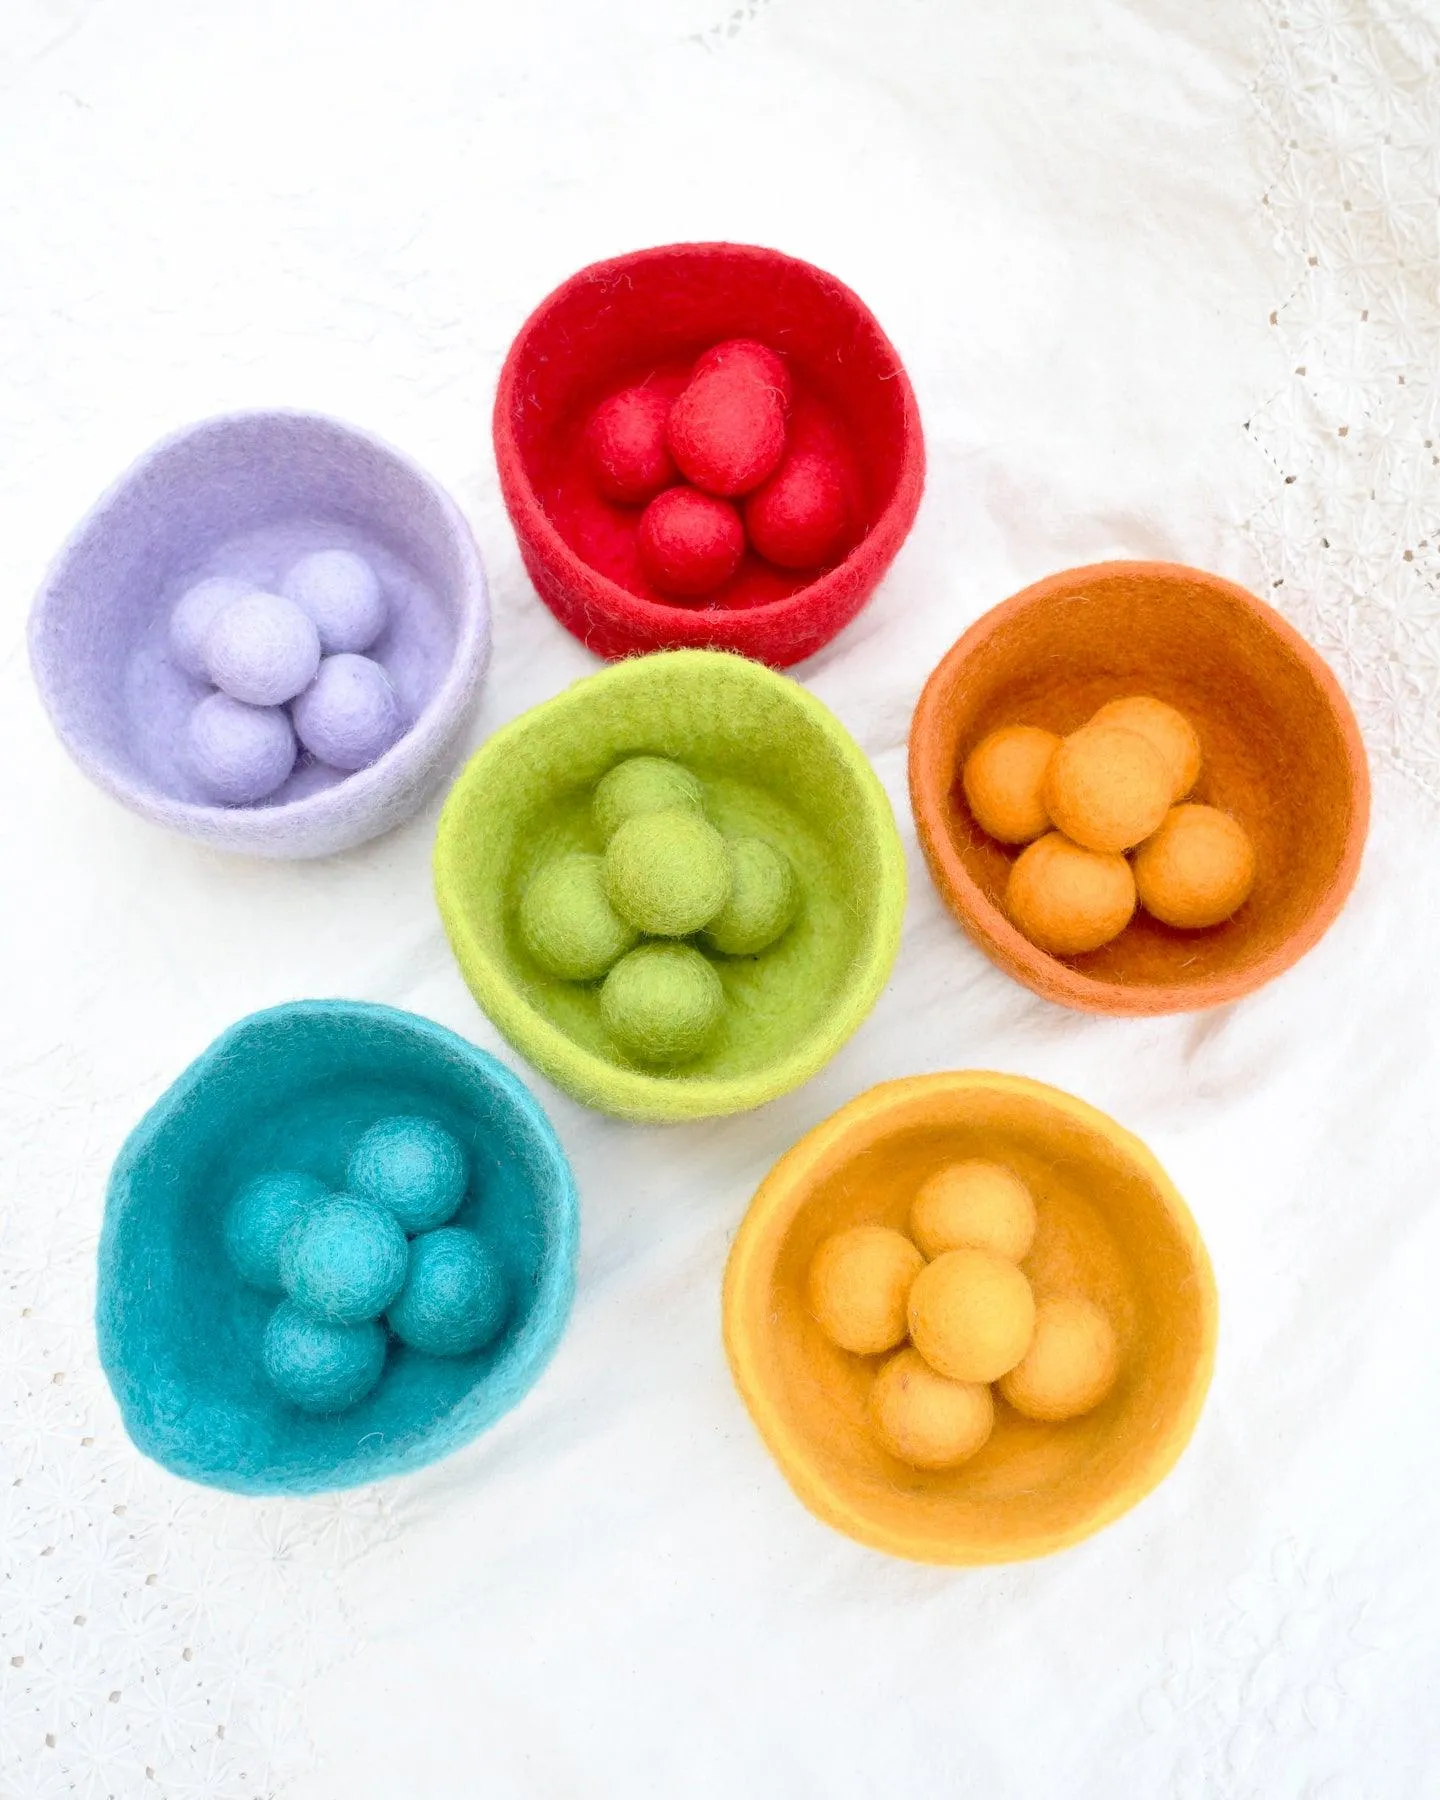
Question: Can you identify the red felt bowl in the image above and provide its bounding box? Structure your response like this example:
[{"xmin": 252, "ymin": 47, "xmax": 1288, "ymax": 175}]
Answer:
[{"xmin": 493, "ymin": 243, "xmax": 926, "ymax": 668}]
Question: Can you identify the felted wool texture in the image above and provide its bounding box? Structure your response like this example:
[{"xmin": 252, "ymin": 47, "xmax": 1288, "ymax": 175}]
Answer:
[
  {"xmin": 691, "ymin": 338, "xmax": 793, "ymax": 409},
  {"xmin": 292, "ymin": 653, "xmax": 404, "ymax": 773},
  {"xmin": 186, "ymin": 693, "xmax": 297, "ymax": 805},
  {"xmin": 347, "ymin": 1114, "xmax": 468, "ymax": 1235},
  {"xmin": 908, "ymin": 561, "xmax": 1370, "ymax": 1015},
  {"xmin": 492, "ymin": 243, "xmax": 925, "ymax": 667},
  {"xmin": 518, "ymin": 852, "xmax": 638, "ymax": 982},
  {"xmin": 281, "ymin": 548, "xmax": 387, "ymax": 655},
  {"xmin": 998, "ymin": 1295, "xmax": 1121, "ymax": 1423},
  {"xmin": 701, "ymin": 836, "xmax": 799, "ymax": 957},
  {"xmin": 603, "ymin": 807, "xmax": 732, "ymax": 936},
  {"xmin": 1043, "ymin": 723, "xmax": 1172, "ymax": 855},
  {"xmin": 278, "ymin": 1193, "xmax": 409, "ymax": 1324},
  {"xmin": 666, "ymin": 364, "xmax": 787, "ymax": 498},
  {"xmin": 635, "ymin": 487, "xmax": 745, "ymax": 599},
  {"xmin": 169, "ymin": 573, "xmax": 251, "ymax": 678},
  {"xmin": 262, "ymin": 1303, "xmax": 387, "ymax": 1416},
  {"xmin": 95, "ymin": 1000, "xmax": 579, "ymax": 1496},
  {"xmin": 744, "ymin": 449, "xmax": 850, "ymax": 571},
  {"xmin": 961, "ymin": 725, "xmax": 1060, "ymax": 845},
  {"xmin": 223, "ymin": 1170, "xmax": 330, "ymax": 1294},
  {"xmin": 869, "ymin": 1349, "xmax": 995, "ymax": 1471},
  {"xmin": 1089, "ymin": 695, "xmax": 1201, "ymax": 802},
  {"xmin": 1132, "ymin": 803, "xmax": 1257, "ymax": 929},
  {"xmin": 599, "ymin": 942, "xmax": 725, "ymax": 1066},
  {"xmin": 908, "ymin": 1248, "xmax": 1036, "ymax": 1385},
  {"xmin": 806, "ymin": 1224, "xmax": 924, "ymax": 1355},
  {"xmin": 908, "ymin": 1161, "xmax": 1037, "ymax": 1263},
  {"xmin": 591, "ymin": 755, "xmax": 703, "ymax": 842},
  {"xmin": 434, "ymin": 649, "xmax": 906, "ymax": 1123},
  {"xmin": 388, "ymin": 1228, "xmax": 510, "ymax": 1358},
  {"xmin": 201, "ymin": 589, "xmax": 321, "ymax": 706},
  {"xmin": 722, "ymin": 1072, "xmax": 1217, "ymax": 1565},
  {"xmin": 584, "ymin": 388, "xmax": 677, "ymax": 505},
  {"xmin": 1006, "ymin": 833, "xmax": 1137, "ymax": 957},
  {"xmin": 28, "ymin": 410, "xmax": 490, "ymax": 858}
]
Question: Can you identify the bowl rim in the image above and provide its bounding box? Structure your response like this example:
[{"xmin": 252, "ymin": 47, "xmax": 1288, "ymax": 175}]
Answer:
[
  {"xmin": 722, "ymin": 1069, "xmax": 1219, "ymax": 1565},
  {"xmin": 433, "ymin": 648, "xmax": 907, "ymax": 1123},
  {"xmin": 29, "ymin": 408, "xmax": 491, "ymax": 855},
  {"xmin": 908, "ymin": 559, "xmax": 1371, "ymax": 1015},
  {"xmin": 492, "ymin": 240, "xmax": 926, "ymax": 665},
  {"xmin": 97, "ymin": 997, "xmax": 581, "ymax": 1495}
]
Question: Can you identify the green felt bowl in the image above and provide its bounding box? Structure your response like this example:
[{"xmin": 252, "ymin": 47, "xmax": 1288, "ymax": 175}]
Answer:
[{"xmin": 434, "ymin": 651, "xmax": 906, "ymax": 1122}]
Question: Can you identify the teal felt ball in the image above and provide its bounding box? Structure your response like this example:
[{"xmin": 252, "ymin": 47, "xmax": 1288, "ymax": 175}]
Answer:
[
  {"xmin": 388, "ymin": 1228, "xmax": 509, "ymax": 1357},
  {"xmin": 518, "ymin": 851, "xmax": 638, "ymax": 981},
  {"xmin": 223, "ymin": 1170, "xmax": 328, "ymax": 1293},
  {"xmin": 604, "ymin": 807, "xmax": 732, "ymax": 937},
  {"xmin": 278, "ymin": 1193, "xmax": 408, "ymax": 1323},
  {"xmin": 600, "ymin": 942, "xmax": 725, "ymax": 1065},
  {"xmin": 262, "ymin": 1302, "xmax": 387, "ymax": 1414},
  {"xmin": 702, "ymin": 836, "xmax": 800, "ymax": 956},
  {"xmin": 592, "ymin": 755, "xmax": 703, "ymax": 842},
  {"xmin": 347, "ymin": 1115, "xmax": 467, "ymax": 1233}
]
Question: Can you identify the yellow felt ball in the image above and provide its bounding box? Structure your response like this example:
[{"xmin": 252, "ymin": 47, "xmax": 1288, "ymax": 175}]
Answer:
[
  {"xmin": 998, "ymin": 1294, "xmax": 1120, "ymax": 1421},
  {"xmin": 807, "ymin": 1225, "xmax": 925, "ymax": 1355},
  {"xmin": 907, "ymin": 1247, "xmax": 1035, "ymax": 1384},
  {"xmin": 909, "ymin": 1161, "xmax": 1037, "ymax": 1263},
  {"xmin": 1044, "ymin": 723, "xmax": 1172, "ymax": 853},
  {"xmin": 1133, "ymin": 803, "xmax": 1257, "ymax": 929},
  {"xmin": 961, "ymin": 725, "xmax": 1060, "ymax": 845},
  {"xmin": 1005, "ymin": 831, "xmax": 1136, "ymax": 955},
  {"xmin": 869, "ymin": 1348, "xmax": 995, "ymax": 1470},
  {"xmin": 1090, "ymin": 696, "xmax": 1201, "ymax": 802}
]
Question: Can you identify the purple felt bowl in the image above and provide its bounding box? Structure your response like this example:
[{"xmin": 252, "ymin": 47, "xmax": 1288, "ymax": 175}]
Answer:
[{"xmin": 29, "ymin": 411, "xmax": 491, "ymax": 858}]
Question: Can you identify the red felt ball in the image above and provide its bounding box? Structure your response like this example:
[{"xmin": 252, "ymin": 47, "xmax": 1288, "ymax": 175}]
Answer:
[
  {"xmin": 744, "ymin": 449, "xmax": 850, "ymax": 569},
  {"xmin": 637, "ymin": 487, "xmax": 745, "ymax": 598},
  {"xmin": 691, "ymin": 338, "xmax": 793, "ymax": 410},
  {"xmin": 667, "ymin": 367, "xmax": 788, "ymax": 498},
  {"xmin": 584, "ymin": 387, "xmax": 677, "ymax": 504}
]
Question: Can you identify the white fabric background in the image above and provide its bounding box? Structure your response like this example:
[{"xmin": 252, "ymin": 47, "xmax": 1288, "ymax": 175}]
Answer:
[{"xmin": 2, "ymin": 1, "xmax": 1437, "ymax": 1795}]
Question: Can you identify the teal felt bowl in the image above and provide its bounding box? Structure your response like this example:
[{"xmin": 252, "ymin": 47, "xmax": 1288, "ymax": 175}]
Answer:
[{"xmin": 97, "ymin": 1000, "xmax": 579, "ymax": 1495}]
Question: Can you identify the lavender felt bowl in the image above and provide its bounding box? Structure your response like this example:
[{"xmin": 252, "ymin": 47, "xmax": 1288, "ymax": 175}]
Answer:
[{"xmin": 29, "ymin": 411, "xmax": 490, "ymax": 858}]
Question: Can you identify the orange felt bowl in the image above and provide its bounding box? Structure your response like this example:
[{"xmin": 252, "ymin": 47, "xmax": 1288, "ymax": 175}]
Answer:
[
  {"xmin": 723, "ymin": 1073, "xmax": 1217, "ymax": 1565},
  {"xmin": 909, "ymin": 561, "xmax": 1370, "ymax": 1015}
]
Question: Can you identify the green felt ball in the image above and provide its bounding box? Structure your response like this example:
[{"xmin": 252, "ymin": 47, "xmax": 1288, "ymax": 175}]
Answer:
[
  {"xmin": 604, "ymin": 808, "xmax": 732, "ymax": 937},
  {"xmin": 592, "ymin": 756, "xmax": 703, "ymax": 843},
  {"xmin": 600, "ymin": 943, "xmax": 725, "ymax": 1065},
  {"xmin": 517, "ymin": 852, "xmax": 638, "ymax": 981},
  {"xmin": 702, "ymin": 836, "xmax": 800, "ymax": 956}
]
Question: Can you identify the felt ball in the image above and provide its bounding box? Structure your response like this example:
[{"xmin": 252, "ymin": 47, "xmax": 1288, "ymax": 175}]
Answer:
[
  {"xmin": 744, "ymin": 450, "xmax": 849, "ymax": 570},
  {"xmin": 962, "ymin": 725, "xmax": 1061, "ymax": 845},
  {"xmin": 599, "ymin": 942, "xmax": 724, "ymax": 1066},
  {"xmin": 262, "ymin": 1301, "xmax": 386, "ymax": 1415},
  {"xmin": 518, "ymin": 852, "xmax": 638, "ymax": 981},
  {"xmin": 1090, "ymin": 695, "xmax": 1201, "ymax": 802},
  {"xmin": 909, "ymin": 1161, "xmax": 1037, "ymax": 1263},
  {"xmin": 223, "ymin": 1170, "xmax": 329, "ymax": 1293},
  {"xmin": 691, "ymin": 338, "xmax": 793, "ymax": 409},
  {"xmin": 869, "ymin": 1347, "xmax": 995, "ymax": 1470},
  {"xmin": 701, "ymin": 836, "xmax": 799, "ymax": 956},
  {"xmin": 169, "ymin": 574, "xmax": 252, "ymax": 679},
  {"xmin": 291, "ymin": 653, "xmax": 404, "ymax": 772},
  {"xmin": 201, "ymin": 590, "xmax": 322, "ymax": 706},
  {"xmin": 1005, "ymin": 832, "xmax": 1136, "ymax": 956},
  {"xmin": 592, "ymin": 755, "xmax": 704, "ymax": 841},
  {"xmin": 1043, "ymin": 724, "xmax": 1172, "ymax": 854},
  {"xmin": 604, "ymin": 807, "xmax": 732, "ymax": 936},
  {"xmin": 278, "ymin": 1194, "xmax": 409, "ymax": 1324},
  {"xmin": 998, "ymin": 1294, "xmax": 1120, "ymax": 1422},
  {"xmin": 387, "ymin": 1228, "xmax": 509, "ymax": 1358},
  {"xmin": 666, "ymin": 366, "xmax": 788, "ymax": 497},
  {"xmin": 280, "ymin": 549, "xmax": 387, "ymax": 654},
  {"xmin": 186, "ymin": 693, "xmax": 297, "ymax": 805},
  {"xmin": 907, "ymin": 1247, "xmax": 1036, "ymax": 1384},
  {"xmin": 1133, "ymin": 803, "xmax": 1257, "ymax": 929},
  {"xmin": 584, "ymin": 387, "xmax": 677, "ymax": 505},
  {"xmin": 806, "ymin": 1225, "xmax": 925, "ymax": 1356},
  {"xmin": 348, "ymin": 1115, "xmax": 468, "ymax": 1234},
  {"xmin": 636, "ymin": 487, "xmax": 745, "ymax": 598}
]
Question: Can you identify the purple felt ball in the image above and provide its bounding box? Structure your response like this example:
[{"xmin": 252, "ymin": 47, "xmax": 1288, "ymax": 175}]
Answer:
[
  {"xmin": 187, "ymin": 693, "xmax": 297, "ymax": 804},
  {"xmin": 281, "ymin": 550, "xmax": 387, "ymax": 654},
  {"xmin": 291, "ymin": 654, "xmax": 404, "ymax": 772},
  {"xmin": 202, "ymin": 591, "xmax": 322, "ymax": 706},
  {"xmin": 169, "ymin": 575, "xmax": 253, "ymax": 679}
]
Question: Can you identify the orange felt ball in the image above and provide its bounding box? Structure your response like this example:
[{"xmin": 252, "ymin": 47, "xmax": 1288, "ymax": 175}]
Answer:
[
  {"xmin": 667, "ymin": 366, "xmax": 788, "ymax": 498},
  {"xmin": 962, "ymin": 725, "xmax": 1060, "ymax": 844},
  {"xmin": 1090, "ymin": 696, "xmax": 1201, "ymax": 802},
  {"xmin": 692, "ymin": 338, "xmax": 793, "ymax": 410},
  {"xmin": 1044, "ymin": 724, "xmax": 1172, "ymax": 853},
  {"xmin": 636, "ymin": 487, "xmax": 745, "ymax": 599},
  {"xmin": 909, "ymin": 1161, "xmax": 1037, "ymax": 1262},
  {"xmin": 744, "ymin": 450, "xmax": 849, "ymax": 570},
  {"xmin": 1133, "ymin": 803, "xmax": 1257, "ymax": 928},
  {"xmin": 584, "ymin": 388, "xmax": 677, "ymax": 505},
  {"xmin": 998, "ymin": 1294, "xmax": 1120, "ymax": 1421},
  {"xmin": 807, "ymin": 1225, "xmax": 925, "ymax": 1355},
  {"xmin": 1006, "ymin": 832, "xmax": 1136, "ymax": 955},
  {"xmin": 870, "ymin": 1348, "xmax": 995, "ymax": 1470},
  {"xmin": 907, "ymin": 1247, "xmax": 1035, "ymax": 1384}
]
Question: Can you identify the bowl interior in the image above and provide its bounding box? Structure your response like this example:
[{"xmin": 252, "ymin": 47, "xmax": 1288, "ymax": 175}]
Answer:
[
  {"xmin": 98, "ymin": 1002, "xmax": 577, "ymax": 1494},
  {"xmin": 725, "ymin": 1075, "xmax": 1215, "ymax": 1564},
  {"xmin": 914, "ymin": 565, "xmax": 1366, "ymax": 1005}
]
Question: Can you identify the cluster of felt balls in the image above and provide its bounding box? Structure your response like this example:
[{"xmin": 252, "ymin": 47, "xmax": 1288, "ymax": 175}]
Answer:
[
  {"xmin": 585, "ymin": 338, "xmax": 851, "ymax": 600},
  {"xmin": 223, "ymin": 1115, "xmax": 508, "ymax": 1415},
  {"xmin": 808, "ymin": 1161, "xmax": 1122, "ymax": 1470},
  {"xmin": 171, "ymin": 548, "xmax": 403, "ymax": 805},
  {"xmin": 519, "ymin": 755, "xmax": 800, "ymax": 1066}
]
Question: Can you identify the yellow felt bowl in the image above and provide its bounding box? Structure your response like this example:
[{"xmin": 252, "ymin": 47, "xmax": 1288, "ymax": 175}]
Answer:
[{"xmin": 723, "ymin": 1072, "xmax": 1217, "ymax": 1565}]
